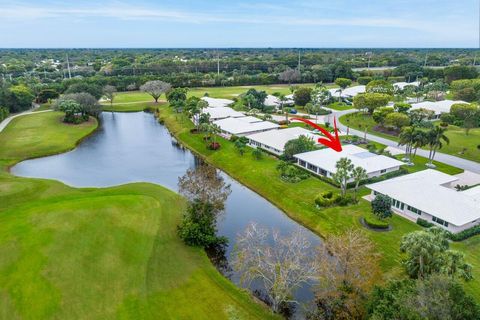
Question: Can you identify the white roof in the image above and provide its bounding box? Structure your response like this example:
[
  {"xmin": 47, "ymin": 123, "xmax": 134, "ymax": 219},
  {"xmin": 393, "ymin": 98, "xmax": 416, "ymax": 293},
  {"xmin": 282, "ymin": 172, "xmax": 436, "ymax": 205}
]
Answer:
[
  {"xmin": 237, "ymin": 116, "xmax": 264, "ymax": 123},
  {"xmin": 213, "ymin": 117, "xmax": 279, "ymax": 135},
  {"xmin": 394, "ymin": 81, "xmax": 420, "ymax": 90},
  {"xmin": 328, "ymin": 85, "xmax": 365, "ymax": 98},
  {"xmin": 366, "ymin": 170, "xmax": 480, "ymax": 226},
  {"xmin": 410, "ymin": 100, "xmax": 468, "ymax": 115},
  {"xmin": 247, "ymin": 127, "xmax": 321, "ymax": 152},
  {"xmin": 201, "ymin": 96, "xmax": 234, "ymax": 108},
  {"xmin": 264, "ymin": 95, "xmax": 282, "ymax": 107},
  {"xmin": 294, "ymin": 144, "xmax": 404, "ymax": 174},
  {"xmin": 202, "ymin": 107, "xmax": 244, "ymax": 120}
]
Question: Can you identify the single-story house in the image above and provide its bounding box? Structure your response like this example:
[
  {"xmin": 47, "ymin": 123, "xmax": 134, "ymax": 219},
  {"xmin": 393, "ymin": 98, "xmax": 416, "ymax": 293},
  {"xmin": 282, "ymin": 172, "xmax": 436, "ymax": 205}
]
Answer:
[
  {"xmin": 201, "ymin": 97, "xmax": 234, "ymax": 108},
  {"xmin": 294, "ymin": 144, "xmax": 404, "ymax": 181},
  {"xmin": 410, "ymin": 100, "xmax": 468, "ymax": 119},
  {"xmin": 366, "ymin": 169, "xmax": 480, "ymax": 233},
  {"xmin": 202, "ymin": 107, "xmax": 245, "ymax": 121},
  {"xmin": 393, "ymin": 81, "xmax": 420, "ymax": 91},
  {"xmin": 329, "ymin": 85, "xmax": 366, "ymax": 99},
  {"xmin": 247, "ymin": 127, "xmax": 321, "ymax": 155},
  {"xmin": 264, "ymin": 95, "xmax": 282, "ymax": 108},
  {"xmin": 213, "ymin": 117, "xmax": 279, "ymax": 137}
]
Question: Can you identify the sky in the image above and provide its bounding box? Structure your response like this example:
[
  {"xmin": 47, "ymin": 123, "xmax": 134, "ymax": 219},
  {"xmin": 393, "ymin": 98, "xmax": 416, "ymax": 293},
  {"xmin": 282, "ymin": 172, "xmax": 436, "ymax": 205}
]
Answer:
[{"xmin": 0, "ymin": 0, "xmax": 478, "ymax": 48}]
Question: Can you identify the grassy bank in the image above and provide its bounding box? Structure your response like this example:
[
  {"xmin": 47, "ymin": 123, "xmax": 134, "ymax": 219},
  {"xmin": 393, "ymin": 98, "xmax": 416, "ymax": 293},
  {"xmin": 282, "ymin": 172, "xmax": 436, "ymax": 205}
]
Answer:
[
  {"xmin": 158, "ymin": 105, "xmax": 480, "ymax": 298},
  {"xmin": 0, "ymin": 112, "xmax": 276, "ymax": 319},
  {"xmin": 340, "ymin": 112, "xmax": 480, "ymax": 163}
]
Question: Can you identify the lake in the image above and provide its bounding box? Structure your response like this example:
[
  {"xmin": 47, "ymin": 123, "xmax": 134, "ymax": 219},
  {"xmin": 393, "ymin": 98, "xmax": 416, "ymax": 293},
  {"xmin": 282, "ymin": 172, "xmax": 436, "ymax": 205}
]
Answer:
[{"xmin": 12, "ymin": 111, "xmax": 321, "ymax": 318}]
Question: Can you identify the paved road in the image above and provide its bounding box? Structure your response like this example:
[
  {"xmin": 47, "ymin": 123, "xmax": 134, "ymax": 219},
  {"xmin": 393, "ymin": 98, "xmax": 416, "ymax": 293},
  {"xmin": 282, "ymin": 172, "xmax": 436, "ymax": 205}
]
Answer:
[
  {"xmin": 334, "ymin": 109, "xmax": 480, "ymax": 174},
  {"xmin": 0, "ymin": 109, "xmax": 52, "ymax": 133}
]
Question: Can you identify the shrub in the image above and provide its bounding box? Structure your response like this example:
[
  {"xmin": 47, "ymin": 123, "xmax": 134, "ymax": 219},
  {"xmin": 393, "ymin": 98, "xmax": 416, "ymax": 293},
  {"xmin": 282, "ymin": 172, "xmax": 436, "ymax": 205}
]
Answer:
[
  {"xmin": 448, "ymin": 225, "xmax": 480, "ymax": 241},
  {"xmin": 208, "ymin": 142, "xmax": 221, "ymax": 150},
  {"xmin": 357, "ymin": 76, "xmax": 373, "ymax": 85},
  {"xmin": 315, "ymin": 191, "xmax": 340, "ymax": 207},
  {"xmin": 364, "ymin": 215, "xmax": 390, "ymax": 229},
  {"xmin": 0, "ymin": 106, "xmax": 9, "ymax": 122},
  {"xmin": 371, "ymin": 194, "xmax": 392, "ymax": 219},
  {"xmin": 230, "ymin": 135, "xmax": 239, "ymax": 142},
  {"xmin": 416, "ymin": 218, "xmax": 434, "ymax": 228}
]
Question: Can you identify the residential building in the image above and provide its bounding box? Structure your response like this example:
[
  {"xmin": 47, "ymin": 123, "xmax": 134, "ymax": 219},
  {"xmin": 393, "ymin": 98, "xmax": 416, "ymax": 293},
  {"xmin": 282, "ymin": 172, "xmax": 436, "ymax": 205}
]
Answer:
[
  {"xmin": 328, "ymin": 85, "xmax": 365, "ymax": 99},
  {"xmin": 213, "ymin": 117, "xmax": 279, "ymax": 137},
  {"xmin": 294, "ymin": 144, "xmax": 403, "ymax": 181},
  {"xmin": 201, "ymin": 97, "xmax": 234, "ymax": 108},
  {"xmin": 410, "ymin": 100, "xmax": 468, "ymax": 119},
  {"xmin": 202, "ymin": 107, "xmax": 244, "ymax": 121},
  {"xmin": 366, "ymin": 169, "xmax": 480, "ymax": 233},
  {"xmin": 247, "ymin": 127, "xmax": 321, "ymax": 155}
]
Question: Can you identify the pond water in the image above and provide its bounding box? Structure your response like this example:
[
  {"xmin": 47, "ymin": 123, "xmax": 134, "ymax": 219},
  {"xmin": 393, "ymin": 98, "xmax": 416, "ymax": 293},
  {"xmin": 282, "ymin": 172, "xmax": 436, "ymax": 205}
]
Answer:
[{"xmin": 12, "ymin": 112, "xmax": 321, "ymax": 318}]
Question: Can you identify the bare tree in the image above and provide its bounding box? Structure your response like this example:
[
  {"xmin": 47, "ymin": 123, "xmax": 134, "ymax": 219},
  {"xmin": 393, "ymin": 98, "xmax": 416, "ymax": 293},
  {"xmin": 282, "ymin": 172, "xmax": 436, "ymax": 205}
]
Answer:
[
  {"xmin": 313, "ymin": 229, "xmax": 381, "ymax": 320},
  {"xmin": 178, "ymin": 164, "xmax": 231, "ymax": 214},
  {"xmin": 232, "ymin": 223, "xmax": 318, "ymax": 313},
  {"xmin": 278, "ymin": 67, "xmax": 301, "ymax": 85},
  {"xmin": 103, "ymin": 85, "xmax": 117, "ymax": 107},
  {"xmin": 140, "ymin": 80, "xmax": 171, "ymax": 103}
]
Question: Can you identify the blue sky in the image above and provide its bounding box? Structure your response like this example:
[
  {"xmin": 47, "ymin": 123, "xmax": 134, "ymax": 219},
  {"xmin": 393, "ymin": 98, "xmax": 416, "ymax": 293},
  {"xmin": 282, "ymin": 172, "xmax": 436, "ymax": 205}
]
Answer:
[{"xmin": 0, "ymin": 0, "xmax": 478, "ymax": 48}]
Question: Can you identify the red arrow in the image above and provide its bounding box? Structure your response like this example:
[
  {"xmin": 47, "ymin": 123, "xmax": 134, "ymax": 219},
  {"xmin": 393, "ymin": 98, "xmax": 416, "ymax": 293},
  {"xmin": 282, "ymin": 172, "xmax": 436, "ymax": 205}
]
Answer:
[{"xmin": 291, "ymin": 117, "xmax": 343, "ymax": 152}]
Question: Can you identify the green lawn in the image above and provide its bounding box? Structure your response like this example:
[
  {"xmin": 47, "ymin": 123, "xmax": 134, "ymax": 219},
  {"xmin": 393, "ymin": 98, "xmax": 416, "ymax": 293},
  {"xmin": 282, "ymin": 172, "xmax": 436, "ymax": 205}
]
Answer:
[
  {"xmin": 158, "ymin": 104, "xmax": 480, "ymax": 299},
  {"xmin": 339, "ymin": 112, "xmax": 480, "ymax": 163},
  {"xmin": 0, "ymin": 112, "xmax": 276, "ymax": 319},
  {"xmin": 112, "ymin": 84, "xmax": 326, "ymax": 105},
  {"xmin": 438, "ymin": 124, "xmax": 480, "ymax": 163}
]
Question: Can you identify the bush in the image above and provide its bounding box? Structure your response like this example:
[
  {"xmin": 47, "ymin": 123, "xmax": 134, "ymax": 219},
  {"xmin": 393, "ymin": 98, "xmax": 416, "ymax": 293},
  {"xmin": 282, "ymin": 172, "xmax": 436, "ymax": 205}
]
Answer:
[
  {"xmin": 357, "ymin": 76, "xmax": 373, "ymax": 85},
  {"xmin": 277, "ymin": 161, "xmax": 310, "ymax": 183},
  {"xmin": 315, "ymin": 191, "xmax": 340, "ymax": 207},
  {"xmin": 371, "ymin": 194, "xmax": 392, "ymax": 219},
  {"xmin": 416, "ymin": 218, "xmax": 434, "ymax": 228},
  {"xmin": 448, "ymin": 225, "xmax": 480, "ymax": 241},
  {"xmin": 0, "ymin": 106, "xmax": 9, "ymax": 122},
  {"xmin": 364, "ymin": 215, "xmax": 390, "ymax": 229},
  {"xmin": 208, "ymin": 142, "xmax": 221, "ymax": 150}
]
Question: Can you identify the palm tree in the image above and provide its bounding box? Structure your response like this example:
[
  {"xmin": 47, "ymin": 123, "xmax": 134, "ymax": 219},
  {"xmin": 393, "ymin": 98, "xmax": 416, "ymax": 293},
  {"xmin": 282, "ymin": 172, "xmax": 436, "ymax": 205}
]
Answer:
[
  {"xmin": 412, "ymin": 129, "xmax": 428, "ymax": 160},
  {"xmin": 398, "ymin": 126, "xmax": 415, "ymax": 164},
  {"xmin": 351, "ymin": 166, "xmax": 368, "ymax": 202},
  {"xmin": 284, "ymin": 107, "xmax": 292, "ymax": 123},
  {"xmin": 426, "ymin": 126, "xmax": 449, "ymax": 167}
]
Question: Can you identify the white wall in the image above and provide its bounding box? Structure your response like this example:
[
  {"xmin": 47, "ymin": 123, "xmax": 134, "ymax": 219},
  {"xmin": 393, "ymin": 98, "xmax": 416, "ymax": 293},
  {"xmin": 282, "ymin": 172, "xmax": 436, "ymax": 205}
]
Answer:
[{"xmin": 369, "ymin": 191, "xmax": 480, "ymax": 233}]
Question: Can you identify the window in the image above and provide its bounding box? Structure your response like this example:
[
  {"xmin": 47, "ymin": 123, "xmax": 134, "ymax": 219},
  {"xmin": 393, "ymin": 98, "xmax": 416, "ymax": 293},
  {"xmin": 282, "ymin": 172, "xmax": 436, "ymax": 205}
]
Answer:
[
  {"xmin": 407, "ymin": 205, "xmax": 422, "ymax": 215},
  {"xmin": 380, "ymin": 169, "xmax": 387, "ymax": 174},
  {"xmin": 307, "ymin": 163, "xmax": 318, "ymax": 172},
  {"xmin": 299, "ymin": 160, "xmax": 306, "ymax": 167},
  {"xmin": 432, "ymin": 216, "xmax": 449, "ymax": 227},
  {"xmin": 318, "ymin": 168, "xmax": 327, "ymax": 177}
]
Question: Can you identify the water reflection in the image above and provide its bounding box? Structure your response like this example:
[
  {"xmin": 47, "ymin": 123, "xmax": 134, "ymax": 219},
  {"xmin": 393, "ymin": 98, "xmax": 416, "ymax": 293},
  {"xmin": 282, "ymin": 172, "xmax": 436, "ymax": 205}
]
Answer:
[{"xmin": 12, "ymin": 112, "xmax": 321, "ymax": 318}]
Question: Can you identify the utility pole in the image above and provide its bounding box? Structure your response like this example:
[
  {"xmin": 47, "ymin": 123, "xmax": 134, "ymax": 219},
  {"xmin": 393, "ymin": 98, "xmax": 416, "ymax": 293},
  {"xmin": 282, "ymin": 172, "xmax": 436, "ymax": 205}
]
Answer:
[
  {"xmin": 66, "ymin": 54, "xmax": 72, "ymax": 79},
  {"xmin": 217, "ymin": 51, "xmax": 220, "ymax": 76},
  {"xmin": 297, "ymin": 50, "xmax": 301, "ymax": 70},
  {"xmin": 423, "ymin": 53, "xmax": 428, "ymax": 67}
]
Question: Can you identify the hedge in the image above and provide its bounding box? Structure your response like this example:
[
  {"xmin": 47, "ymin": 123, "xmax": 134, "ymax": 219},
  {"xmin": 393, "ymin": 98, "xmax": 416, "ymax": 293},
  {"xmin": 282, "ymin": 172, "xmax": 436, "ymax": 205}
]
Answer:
[
  {"xmin": 448, "ymin": 225, "xmax": 480, "ymax": 242},
  {"xmin": 416, "ymin": 218, "xmax": 434, "ymax": 228},
  {"xmin": 363, "ymin": 215, "xmax": 390, "ymax": 229}
]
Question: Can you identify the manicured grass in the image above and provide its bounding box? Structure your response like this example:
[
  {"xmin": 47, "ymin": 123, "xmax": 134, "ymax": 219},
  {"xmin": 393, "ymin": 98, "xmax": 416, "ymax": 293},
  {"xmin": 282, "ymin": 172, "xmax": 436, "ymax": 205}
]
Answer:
[
  {"xmin": 438, "ymin": 125, "xmax": 480, "ymax": 163},
  {"xmin": 326, "ymin": 102, "xmax": 354, "ymax": 111},
  {"xmin": 159, "ymin": 105, "xmax": 480, "ymax": 299},
  {"xmin": 102, "ymin": 101, "xmax": 161, "ymax": 112},
  {"xmin": 113, "ymin": 84, "xmax": 325, "ymax": 105},
  {"xmin": 0, "ymin": 112, "xmax": 277, "ymax": 319},
  {"xmin": 340, "ymin": 112, "xmax": 480, "ymax": 163}
]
